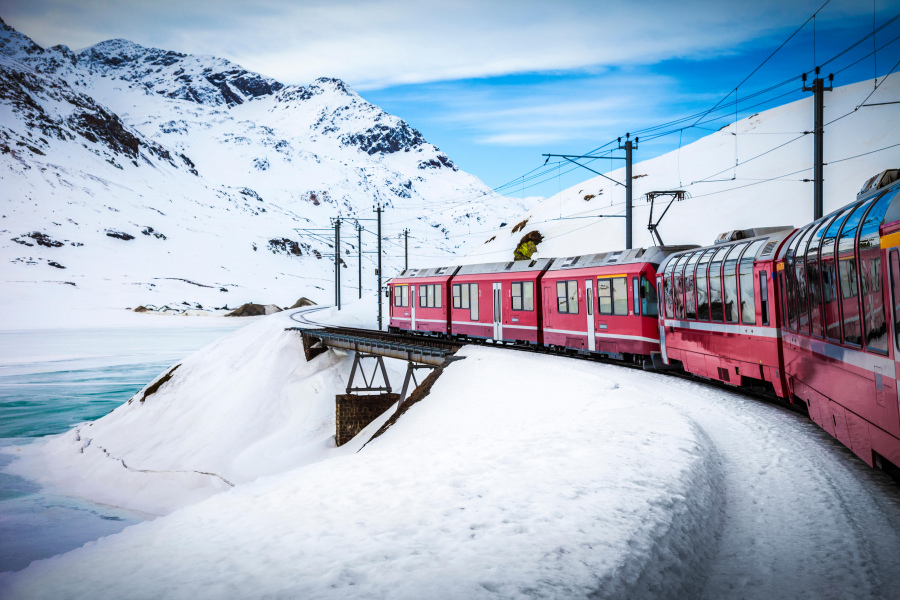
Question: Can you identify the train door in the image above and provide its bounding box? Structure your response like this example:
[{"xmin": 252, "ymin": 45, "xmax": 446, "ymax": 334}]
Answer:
[
  {"xmin": 585, "ymin": 278, "xmax": 596, "ymax": 351},
  {"xmin": 410, "ymin": 285, "xmax": 416, "ymax": 330},
  {"xmin": 492, "ymin": 282, "xmax": 502, "ymax": 340}
]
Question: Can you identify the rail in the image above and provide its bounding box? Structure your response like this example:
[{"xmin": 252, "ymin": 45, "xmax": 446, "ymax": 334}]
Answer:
[{"xmin": 287, "ymin": 327, "xmax": 463, "ymax": 366}]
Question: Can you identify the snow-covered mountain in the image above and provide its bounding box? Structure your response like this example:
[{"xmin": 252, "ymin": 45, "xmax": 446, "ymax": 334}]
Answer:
[
  {"xmin": 0, "ymin": 18, "xmax": 530, "ymax": 328},
  {"xmin": 465, "ymin": 77, "xmax": 900, "ymax": 263}
]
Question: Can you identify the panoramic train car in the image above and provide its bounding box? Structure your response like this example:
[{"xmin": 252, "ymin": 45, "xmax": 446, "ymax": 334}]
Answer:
[
  {"xmin": 540, "ymin": 247, "xmax": 692, "ymax": 359},
  {"xmin": 777, "ymin": 169, "xmax": 900, "ymax": 469},
  {"xmin": 447, "ymin": 259, "xmax": 554, "ymax": 343},
  {"xmin": 655, "ymin": 227, "xmax": 794, "ymax": 396},
  {"xmin": 387, "ymin": 265, "xmax": 459, "ymax": 334}
]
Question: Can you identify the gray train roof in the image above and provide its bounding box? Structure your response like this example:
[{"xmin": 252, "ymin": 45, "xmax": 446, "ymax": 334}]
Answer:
[
  {"xmin": 660, "ymin": 227, "xmax": 795, "ymax": 271},
  {"xmin": 395, "ymin": 265, "xmax": 460, "ymax": 278},
  {"xmin": 455, "ymin": 257, "xmax": 554, "ymax": 276},
  {"xmin": 547, "ymin": 246, "xmax": 698, "ymax": 272}
]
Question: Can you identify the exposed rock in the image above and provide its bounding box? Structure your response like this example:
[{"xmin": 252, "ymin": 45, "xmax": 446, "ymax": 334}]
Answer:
[
  {"xmin": 105, "ymin": 230, "xmax": 134, "ymax": 240},
  {"xmin": 132, "ymin": 305, "xmax": 151, "ymax": 313},
  {"xmin": 267, "ymin": 238, "xmax": 303, "ymax": 256},
  {"xmin": 11, "ymin": 232, "xmax": 63, "ymax": 247},
  {"xmin": 141, "ymin": 226, "xmax": 166, "ymax": 239},
  {"xmin": 342, "ymin": 122, "xmax": 426, "ymax": 155},
  {"xmin": 417, "ymin": 154, "xmax": 458, "ymax": 171},
  {"xmin": 289, "ymin": 297, "xmax": 316, "ymax": 309},
  {"xmin": 225, "ymin": 303, "xmax": 283, "ymax": 317},
  {"xmin": 514, "ymin": 230, "xmax": 544, "ymax": 261},
  {"xmin": 511, "ymin": 219, "xmax": 529, "ymax": 234}
]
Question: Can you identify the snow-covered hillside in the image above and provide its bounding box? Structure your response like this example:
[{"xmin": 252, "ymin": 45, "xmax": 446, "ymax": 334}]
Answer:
[
  {"xmin": 0, "ymin": 18, "xmax": 529, "ymax": 329},
  {"xmin": 467, "ymin": 77, "xmax": 900, "ymax": 262}
]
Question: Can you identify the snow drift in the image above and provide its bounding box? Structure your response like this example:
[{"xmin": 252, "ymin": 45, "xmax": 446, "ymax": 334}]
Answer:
[{"xmin": 1, "ymin": 344, "xmax": 726, "ymax": 599}]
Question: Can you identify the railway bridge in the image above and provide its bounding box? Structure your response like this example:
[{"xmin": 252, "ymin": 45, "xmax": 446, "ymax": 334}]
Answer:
[{"xmin": 288, "ymin": 326, "xmax": 464, "ymax": 445}]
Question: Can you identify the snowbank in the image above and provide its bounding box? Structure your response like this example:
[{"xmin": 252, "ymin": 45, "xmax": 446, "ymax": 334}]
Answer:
[
  {"xmin": 0, "ymin": 346, "xmax": 725, "ymax": 598},
  {"xmin": 2, "ymin": 305, "xmax": 404, "ymax": 515}
]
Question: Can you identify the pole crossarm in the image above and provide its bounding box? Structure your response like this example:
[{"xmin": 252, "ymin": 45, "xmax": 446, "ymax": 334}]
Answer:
[
  {"xmin": 556, "ymin": 156, "xmax": 625, "ymax": 187},
  {"xmin": 542, "ymin": 153, "xmax": 627, "ymax": 160}
]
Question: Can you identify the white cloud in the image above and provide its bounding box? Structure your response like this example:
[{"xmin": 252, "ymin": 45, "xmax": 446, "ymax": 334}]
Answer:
[{"xmin": 2, "ymin": 0, "xmax": 875, "ymax": 89}]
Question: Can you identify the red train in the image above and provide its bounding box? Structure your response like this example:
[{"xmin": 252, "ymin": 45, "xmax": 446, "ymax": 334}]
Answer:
[
  {"xmin": 388, "ymin": 246, "xmax": 693, "ymax": 361},
  {"xmin": 387, "ymin": 168, "xmax": 900, "ymax": 477}
]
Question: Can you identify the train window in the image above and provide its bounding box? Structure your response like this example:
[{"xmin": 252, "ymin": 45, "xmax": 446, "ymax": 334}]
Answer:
[
  {"xmin": 695, "ymin": 249, "xmax": 714, "ymax": 321},
  {"xmin": 709, "ymin": 247, "xmax": 729, "ymax": 322},
  {"xmin": 859, "ymin": 190, "xmax": 897, "ymax": 353},
  {"xmin": 739, "ymin": 240, "xmax": 765, "ymax": 324},
  {"xmin": 633, "ymin": 277, "xmax": 640, "ymax": 315},
  {"xmin": 838, "ymin": 198, "xmax": 877, "ymax": 346},
  {"xmin": 557, "ymin": 280, "xmax": 579, "ymax": 314},
  {"xmin": 821, "ymin": 207, "xmax": 853, "ymax": 341},
  {"xmin": 759, "ymin": 271, "xmax": 769, "ymax": 325},
  {"xmin": 723, "ymin": 243, "xmax": 747, "ymax": 323},
  {"xmin": 806, "ymin": 219, "xmax": 830, "ymax": 337},
  {"xmin": 613, "ymin": 277, "xmax": 628, "ymax": 315},
  {"xmin": 779, "ymin": 270, "xmax": 788, "ymax": 329},
  {"xmin": 684, "ymin": 252, "xmax": 701, "ymax": 319},
  {"xmin": 467, "ymin": 284, "xmax": 479, "ymax": 320},
  {"xmin": 673, "ymin": 254, "xmax": 688, "ymax": 319},
  {"xmin": 427, "ymin": 285, "xmax": 435, "ymax": 308},
  {"xmin": 420, "ymin": 285, "xmax": 427, "ymax": 308},
  {"xmin": 795, "ymin": 226, "xmax": 818, "ymax": 334},
  {"xmin": 460, "ymin": 284, "xmax": 470, "ymax": 309},
  {"xmin": 664, "ymin": 271, "xmax": 674, "ymax": 318},
  {"xmin": 435, "ymin": 284, "xmax": 442, "ymax": 308},
  {"xmin": 641, "ymin": 276, "xmax": 658, "ymax": 317},
  {"xmin": 418, "ymin": 284, "xmax": 441, "ymax": 308},
  {"xmin": 395, "ymin": 285, "xmax": 409, "ymax": 308},
  {"xmin": 785, "ymin": 225, "xmax": 810, "ymax": 332},
  {"xmin": 511, "ymin": 281, "xmax": 534, "ymax": 311},
  {"xmin": 891, "ymin": 250, "xmax": 900, "ymax": 351},
  {"xmin": 453, "ymin": 284, "xmax": 462, "ymax": 309}
]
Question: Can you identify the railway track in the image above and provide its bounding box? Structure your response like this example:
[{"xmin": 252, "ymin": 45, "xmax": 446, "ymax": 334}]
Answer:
[{"xmin": 287, "ymin": 307, "xmax": 809, "ymax": 419}]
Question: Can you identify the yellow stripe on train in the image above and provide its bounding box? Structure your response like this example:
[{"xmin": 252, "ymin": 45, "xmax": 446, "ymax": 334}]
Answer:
[{"xmin": 881, "ymin": 231, "xmax": 900, "ymax": 249}]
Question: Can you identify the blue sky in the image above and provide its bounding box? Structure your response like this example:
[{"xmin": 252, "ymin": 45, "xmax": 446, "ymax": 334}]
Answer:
[{"xmin": 4, "ymin": 0, "xmax": 900, "ymax": 197}]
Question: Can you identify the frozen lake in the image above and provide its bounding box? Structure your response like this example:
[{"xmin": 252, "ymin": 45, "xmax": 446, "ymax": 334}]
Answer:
[{"xmin": 0, "ymin": 323, "xmax": 248, "ymax": 573}]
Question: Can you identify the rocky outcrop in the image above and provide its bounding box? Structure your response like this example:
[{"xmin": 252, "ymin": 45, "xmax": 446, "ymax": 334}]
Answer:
[
  {"xmin": 289, "ymin": 297, "xmax": 316, "ymax": 309},
  {"xmin": 226, "ymin": 303, "xmax": 283, "ymax": 317}
]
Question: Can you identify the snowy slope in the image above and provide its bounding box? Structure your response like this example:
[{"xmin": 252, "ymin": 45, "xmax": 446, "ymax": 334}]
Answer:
[
  {"xmin": 0, "ymin": 18, "xmax": 529, "ymax": 329},
  {"xmin": 467, "ymin": 77, "xmax": 900, "ymax": 262},
  {"xmin": 5, "ymin": 326, "xmax": 900, "ymax": 598}
]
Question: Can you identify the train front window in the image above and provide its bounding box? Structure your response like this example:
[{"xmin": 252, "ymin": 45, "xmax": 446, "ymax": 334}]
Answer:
[
  {"xmin": 859, "ymin": 190, "xmax": 897, "ymax": 353},
  {"xmin": 739, "ymin": 240, "xmax": 765, "ymax": 325},
  {"xmin": 641, "ymin": 276, "xmax": 658, "ymax": 317}
]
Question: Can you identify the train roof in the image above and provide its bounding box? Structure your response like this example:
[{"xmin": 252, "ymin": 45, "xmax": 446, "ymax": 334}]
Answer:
[
  {"xmin": 546, "ymin": 246, "xmax": 698, "ymax": 272},
  {"xmin": 393, "ymin": 266, "xmax": 461, "ymax": 279},
  {"xmin": 775, "ymin": 169, "xmax": 900, "ymax": 261},
  {"xmin": 455, "ymin": 257, "xmax": 554, "ymax": 276},
  {"xmin": 659, "ymin": 227, "xmax": 795, "ymax": 272}
]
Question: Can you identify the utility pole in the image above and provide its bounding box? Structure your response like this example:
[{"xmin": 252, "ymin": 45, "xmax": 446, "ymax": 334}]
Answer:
[
  {"xmin": 333, "ymin": 217, "xmax": 341, "ymax": 310},
  {"xmin": 358, "ymin": 223, "xmax": 362, "ymax": 300},
  {"xmin": 803, "ymin": 68, "xmax": 833, "ymax": 220},
  {"xmin": 374, "ymin": 203, "xmax": 384, "ymax": 331},
  {"xmin": 403, "ymin": 229, "xmax": 409, "ymax": 271},
  {"xmin": 618, "ymin": 134, "xmax": 638, "ymax": 249}
]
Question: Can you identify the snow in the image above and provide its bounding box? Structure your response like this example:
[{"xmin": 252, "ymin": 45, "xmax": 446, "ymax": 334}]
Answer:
[
  {"xmin": 4, "ymin": 341, "xmax": 900, "ymax": 598},
  {"xmin": 467, "ymin": 77, "xmax": 900, "ymax": 263},
  {"xmin": 0, "ymin": 20, "xmax": 532, "ymax": 330},
  {"xmin": 2, "ymin": 306, "xmax": 402, "ymax": 515}
]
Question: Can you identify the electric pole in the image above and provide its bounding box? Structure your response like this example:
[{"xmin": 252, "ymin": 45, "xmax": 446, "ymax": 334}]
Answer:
[
  {"xmin": 374, "ymin": 203, "xmax": 384, "ymax": 330},
  {"xmin": 404, "ymin": 228, "xmax": 409, "ymax": 271},
  {"xmin": 803, "ymin": 68, "xmax": 833, "ymax": 220},
  {"xmin": 333, "ymin": 217, "xmax": 341, "ymax": 310},
  {"xmin": 358, "ymin": 223, "xmax": 362, "ymax": 299},
  {"xmin": 618, "ymin": 134, "xmax": 637, "ymax": 249}
]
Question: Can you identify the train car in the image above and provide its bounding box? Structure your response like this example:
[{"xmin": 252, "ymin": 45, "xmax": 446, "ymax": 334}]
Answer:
[
  {"xmin": 655, "ymin": 227, "xmax": 794, "ymax": 396},
  {"xmin": 448, "ymin": 259, "xmax": 553, "ymax": 344},
  {"xmin": 540, "ymin": 247, "xmax": 693, "ymax": 360},
  {"xmin": 387, "ymin": 266, "xmax": 459, "ymax": 335},
  {"xmin": 777, "ymin": 169, "xmax": 900, "ymax": 470}
]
